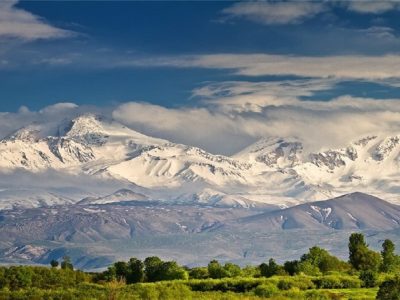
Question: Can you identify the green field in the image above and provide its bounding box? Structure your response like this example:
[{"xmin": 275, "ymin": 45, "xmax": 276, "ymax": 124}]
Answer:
[{"xmin": 0, "ymin": 272, "xmax": 384, "ymax": 300}]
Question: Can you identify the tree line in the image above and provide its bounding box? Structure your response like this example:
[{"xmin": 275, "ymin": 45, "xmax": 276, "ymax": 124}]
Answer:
[
  {"xmin": 89, "ymin": 233, "xmax": 399, "ymax": 287},
  {"xmin": 0, "ymin": 233, "xmax": 400, "ymax": 299}
]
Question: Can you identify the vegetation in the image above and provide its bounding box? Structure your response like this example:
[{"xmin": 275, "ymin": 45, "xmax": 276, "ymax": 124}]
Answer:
[{"xmin": 0, "ymin": 233, "xmax": 399, "ymax": 299}]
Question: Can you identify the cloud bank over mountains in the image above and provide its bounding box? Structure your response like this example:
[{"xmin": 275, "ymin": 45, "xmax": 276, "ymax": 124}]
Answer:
[{"xmin": 2, "ymin": 79, "xmax": 400, "ymax": 156}]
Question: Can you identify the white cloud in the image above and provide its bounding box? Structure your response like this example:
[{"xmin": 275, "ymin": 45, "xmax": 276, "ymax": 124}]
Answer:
[
  {"xmin": 0, "ymin": 0, "xmax": 72, "ymax": 40},
  {"xmin": 221, "ymin": 1, "xmax": 400, "ymax": 25},
  {"xmin": 125, "ymin": 53, "xmax": 400, "ymax": 80},
  {"xmin": 112, "ymin": 80, "xmax": 400, "ymax": 155},
  {"xmin": 347, "ymin": 1, "xmax": 400, "ymax": 14},
  {"xmin": 222, "ymin": 1, "xmax": 326, "ymax": 25},
  {"xmin": 2, "ymin": 87, "xmax": 400, "ymax": 156}
]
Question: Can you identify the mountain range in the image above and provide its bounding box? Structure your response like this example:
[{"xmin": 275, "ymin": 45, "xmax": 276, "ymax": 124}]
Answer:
[
  {"xmin": 0, "ymin": 113, "xmax": 399, "ymax": 209},
  {"xmin": 1, "ymin": 192, "xmax": 400, "ymax": 269},
  {"xmin": 1, "ymin": 114, "xmax": 400, "ymax": 269}
]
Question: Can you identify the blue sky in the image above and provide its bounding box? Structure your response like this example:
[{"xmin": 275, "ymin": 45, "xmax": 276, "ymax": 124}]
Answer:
[{"xmin": 1, "ymin": 1, "xmax": 400, "ymax": 154}]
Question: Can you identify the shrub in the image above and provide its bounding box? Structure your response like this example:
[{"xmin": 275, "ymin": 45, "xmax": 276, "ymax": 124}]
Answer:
[
  {"xmin": 277, "ymin": 279, "xmax": 293, "ymax": 290},
  {"xmin": 189, "ymin": 267, "xmax": 209, "ymax": 279},
  {"xmin": 312, "ymin": 275, "xmax": 361, "ymax": 289},
  {"xmin": 376, "ymin": 276, "xmax": 400, "ymax": 300},
  {"xmin": 359, "ymin": 270, "xmax": 379, "ymax": 288},
  {"xmin": 254, "ymin": 283, "xmax": 278, "ymax": 298}
]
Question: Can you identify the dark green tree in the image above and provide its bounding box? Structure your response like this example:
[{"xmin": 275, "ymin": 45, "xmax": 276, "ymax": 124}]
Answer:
[
  {"xmin": 348, "ymin": 233, "xmax": 381, "ymax": 271},
  {"xmin": 260, "ymin": 258, "xmax": 283, "ymax": 277},
  {"xmin": 283, "ymin": 260, "xmax": 299, "ymax": 276},
  {"xmin": 60, "ymin": 256, "xmax": 73, "ymax": 270},
  {"xmin": 126, "ymin": 258, "xmax": 144, "ymax": 283},
  {"xmin": 376, "ymin": 276, "xmax": 400, "ymax": 300},
  {"xmin": 381, "ymin": 239, "xmax": 399, "ymax": 273},
  {"xmin": 50, "ymin": 259, "xmax": 59, "ymax": 268},
  {"xmin": 113, "ymin": 261, "xmax": 128, "ymax": 281},
  {"xmin": 144, "ymin": 256, "xmax": 163, "ymax": 282}
]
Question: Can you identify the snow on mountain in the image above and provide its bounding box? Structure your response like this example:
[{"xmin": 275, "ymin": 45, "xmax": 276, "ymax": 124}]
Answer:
[
  {"xmin": 0, "ymin": 114, "xmax": 399, "ymax": 209},
  {"xmin": 78, "ymin": 189, "xmax": 148, "ymax": 205},
  {"xmin": 0, "ymin": 114, "xmax": 167, "ymax": 172},
  {"xmin": 0, "ymin": 188, "xmax": 74, "ymax": 210},
  {"xmin": 237, "ymin": 192, "xmax": 400, "ymax": 231},
  {"xmin": 233, "ymin": 137, "xmax": 303, "ymax": 169}
]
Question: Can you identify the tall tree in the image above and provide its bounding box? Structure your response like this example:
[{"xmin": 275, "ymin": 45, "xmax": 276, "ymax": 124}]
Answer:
[
  {"xmin": 381, "ymin": 239, "xmax": 399, "ymax": 273},
  {"xmin": 144, "ymin": 256, "xmax": 163, "ymax": 282},
  {"xmin": 348, "ymin": 233, "xmax": 381, "ymax": 271},
  {"xmin": 260, "ymin": 258, "xmax": 281, "ymax": 277},
  {"xmin": 126, "ymin": 258, "xmax": 144, "ymax": 284},
  {"xmin": 113, "ymin": 261, "xmax": 128, "ymax": 281}
]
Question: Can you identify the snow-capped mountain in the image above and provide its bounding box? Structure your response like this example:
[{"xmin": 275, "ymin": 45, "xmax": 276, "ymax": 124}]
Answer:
[
  {"xmin": 0, "ymin": 113, "xmax": 399, "ymax": 209},
  {"xmin": 78, "ymin": 189, "xmax": 148, "ymax": 205}
]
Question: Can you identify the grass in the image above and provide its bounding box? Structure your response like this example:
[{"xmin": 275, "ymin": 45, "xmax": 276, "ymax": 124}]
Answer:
[{"xmin": 0, "ymin": 275, "xmax": 380, "ymax": 300}]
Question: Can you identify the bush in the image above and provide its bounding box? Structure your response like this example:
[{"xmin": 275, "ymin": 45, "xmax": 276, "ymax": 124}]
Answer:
[
  {"xmin": 376, "ymin": 276, "xmax": 400, "ymax": 300},
  {"xmin": 312, "ymin": 275, "xmax": 361, "ymax": 289},
  {"xmin": 359, "ymin": 270, "xmax": 379, "ymax": 288},
  {"xmin": 189, "ymin": 267, "xmax": 209, "ymax": 279},
  {"xmin": 277, "ymin": 279, "xmax": 293, "ymax": 290},
  {"xmin": 254, "ymin": 283, "xmax": 278, "ymax": 298}
]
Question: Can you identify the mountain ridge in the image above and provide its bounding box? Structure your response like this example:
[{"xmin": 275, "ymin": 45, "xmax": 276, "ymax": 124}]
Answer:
[{"xmin": 0, "ymin": 113, "xmax": 399, "ymax": 209}]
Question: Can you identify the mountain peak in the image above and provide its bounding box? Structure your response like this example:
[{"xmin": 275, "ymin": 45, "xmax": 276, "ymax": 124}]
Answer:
[
  {"xmin": 234, "ymin": 136, "xmax": 304, "ymax": 168},
  {"xmin": 6, "ymin": 125, "xmax": 42, "ymax": 142},
  {"xmin": 62, "ymin": 114, "xmax": 106, "ymax": 138}
]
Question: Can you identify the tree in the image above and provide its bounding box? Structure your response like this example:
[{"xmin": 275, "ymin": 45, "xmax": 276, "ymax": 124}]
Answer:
[
  {"xmin": 189, "ymin": 267, "xmax": 209, "ymax": 279},
  {"xmin": 157, "ymin": 261, "xmax": 188, "ymax": 281},
  {"xmin": 144, "ymin": 256, "xmax": 163, "ymax": 282},
  {"xmin": 376, "ymin": 276, "xmax": 400, "ymax": 300},
  {"xmin": 208, "ymin": 260, "xmax": 229, "ymax": 279},
  {"xmin": 296, "ymin": 260, "xmax": 321, "ymax": 276},
  {"xmin": 301, "ymin": 246, "xmax": 348, "ymax": 273},
  {"xmin": 50, "ymin": 259, "xmax": 59, "ymax": 268},
  {"xmin": 126, "ymin": 258, "xmax": 144, "ymax": 284},
  {"xmin": 113, "ymin": 261, "xmax": 128, "ymax": 281},
  {"xmin": 223, "ymin": 262, "xmax": 242, "ymax": 278},
  {"xmin": 381, "ymin": 239, "xmax": 399, "ymax": 273},
  {"xmin": 349, "ymin": 233, "xmax": 367, "ymax": 268},
  {"xmin": 60, "ymin": 256, "xmax": 73, "ymax": 270},
  {"xmin": 348, "ymin": 233, "xmax": 381, "ymax": 271},
  {"xmin": 283, "ymin": 260, "xmax": 299, "ymax": 276},
  {"xmin": 260, "ymin": 258, "xmax": 283, "ymax": 277}
]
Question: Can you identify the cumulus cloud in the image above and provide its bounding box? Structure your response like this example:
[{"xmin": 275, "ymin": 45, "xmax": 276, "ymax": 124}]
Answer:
[
  {"xmin": 2, "ymin": 86, "xmax": 400, "ymax": 156},
  {"xmin": 0, "ymin": 0, "xmax": 72, "ymax": 40},
  {"xmin": 112, "ymin": 78, "xmax": 400, "ymax": 155},
  {"xmin": 222, "ymin": 1, "xmax": 326, "ymax": 25}
]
